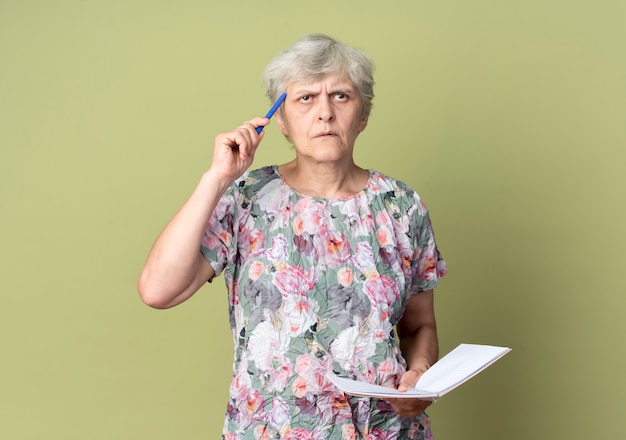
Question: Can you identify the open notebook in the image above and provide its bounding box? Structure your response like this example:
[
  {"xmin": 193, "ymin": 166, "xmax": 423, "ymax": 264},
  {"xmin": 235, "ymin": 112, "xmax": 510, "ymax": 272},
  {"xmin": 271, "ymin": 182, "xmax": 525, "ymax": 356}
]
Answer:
[{"xmin": 327, "ymin": 343, "xmax": 511, "ymax": 401}]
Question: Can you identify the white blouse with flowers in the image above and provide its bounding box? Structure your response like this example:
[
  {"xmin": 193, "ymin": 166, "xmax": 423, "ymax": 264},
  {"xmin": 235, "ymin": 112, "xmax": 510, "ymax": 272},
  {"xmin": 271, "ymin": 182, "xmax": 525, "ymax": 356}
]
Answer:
[{"xmin": 201, "ymin": 165, "xmax": 447, "ymax": 439}]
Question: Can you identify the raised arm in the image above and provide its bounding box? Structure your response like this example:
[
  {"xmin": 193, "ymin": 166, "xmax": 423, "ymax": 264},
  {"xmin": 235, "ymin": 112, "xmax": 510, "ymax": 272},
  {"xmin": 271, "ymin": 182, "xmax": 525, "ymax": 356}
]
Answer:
[{"xmin": 137, "ymin": 117, "xmax": 269, "ymax": 309}]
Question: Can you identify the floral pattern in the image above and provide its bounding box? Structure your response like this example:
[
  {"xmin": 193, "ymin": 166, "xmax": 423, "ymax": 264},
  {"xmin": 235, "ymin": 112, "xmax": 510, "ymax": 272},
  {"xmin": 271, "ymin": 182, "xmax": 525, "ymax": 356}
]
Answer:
[{"xmin": 201, "ymin": 166, "xmax": 446, "ymax": 439}]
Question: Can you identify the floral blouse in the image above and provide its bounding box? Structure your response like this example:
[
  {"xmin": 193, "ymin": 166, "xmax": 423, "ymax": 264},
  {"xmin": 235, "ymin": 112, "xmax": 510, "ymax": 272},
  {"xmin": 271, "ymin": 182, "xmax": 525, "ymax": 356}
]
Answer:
[{"xmin": 201, "ymin": 166, "xmax": 447, "ymax": 439}]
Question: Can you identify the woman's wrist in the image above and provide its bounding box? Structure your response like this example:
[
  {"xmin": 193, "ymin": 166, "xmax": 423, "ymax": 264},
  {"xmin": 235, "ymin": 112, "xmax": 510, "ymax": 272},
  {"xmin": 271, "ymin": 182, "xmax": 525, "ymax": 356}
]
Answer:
[{"xmin": 201, "ymin": 168, "xmax": 235, "ymax": 197}]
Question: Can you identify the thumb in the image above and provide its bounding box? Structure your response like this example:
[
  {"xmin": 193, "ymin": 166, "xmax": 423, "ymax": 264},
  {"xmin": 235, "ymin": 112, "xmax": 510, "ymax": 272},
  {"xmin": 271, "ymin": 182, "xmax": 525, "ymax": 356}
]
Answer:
[{"xmin": 397, "ymin": 369, "xmax": 420, "ymax": 392}]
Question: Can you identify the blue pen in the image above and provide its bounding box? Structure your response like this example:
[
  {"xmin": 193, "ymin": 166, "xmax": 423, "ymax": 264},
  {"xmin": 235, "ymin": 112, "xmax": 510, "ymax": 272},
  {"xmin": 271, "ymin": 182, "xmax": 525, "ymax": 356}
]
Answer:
[{"xmin": 256, "ymin": 92, "xmax": 287, "ymax": 134}]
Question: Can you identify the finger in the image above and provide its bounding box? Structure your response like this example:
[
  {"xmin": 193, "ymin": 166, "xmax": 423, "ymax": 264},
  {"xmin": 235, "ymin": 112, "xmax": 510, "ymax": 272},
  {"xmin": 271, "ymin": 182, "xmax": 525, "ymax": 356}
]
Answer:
[
  {"xmin": 220, "ymin": 130, "xmax": 248, "ymax": 154},
  {"xmin": 397, "ymin": 370, "xmax": 420, "ymax": 392},
  {"xmin": 227, "ymin": 125, "xmax": 254, "ymax": 160},
  {"xmin": 239, "ymin": 117, "xmax": 270, "ymax": 136},
  {"xmin": 242, "ymin": 120, "xmax": 269, "ymax": 157},
  {"xmin": 250, "ymin": 117, "xmax": 271, "ymax": 133}
]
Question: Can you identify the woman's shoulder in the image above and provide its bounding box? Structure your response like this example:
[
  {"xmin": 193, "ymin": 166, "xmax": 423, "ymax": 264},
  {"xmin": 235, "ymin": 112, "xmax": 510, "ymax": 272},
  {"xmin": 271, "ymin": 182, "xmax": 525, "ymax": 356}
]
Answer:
[
  {"xmin": 231, "ymin": 165, "xmax": 282, "ymax": 199},
  {"xmin": 369, "ymin": 170, "xmax": 422, "ymax": 201},
  {"xmin": 367, "ymin": 170, "xmax": 433, "ymax": 220}
]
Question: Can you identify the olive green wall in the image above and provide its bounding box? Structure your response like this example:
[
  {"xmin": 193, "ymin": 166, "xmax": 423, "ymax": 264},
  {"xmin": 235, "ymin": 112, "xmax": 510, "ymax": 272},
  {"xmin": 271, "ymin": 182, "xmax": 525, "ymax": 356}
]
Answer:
[{"xmin": 2, "ymin": 1, "xmax": 625, "ymax": 438}]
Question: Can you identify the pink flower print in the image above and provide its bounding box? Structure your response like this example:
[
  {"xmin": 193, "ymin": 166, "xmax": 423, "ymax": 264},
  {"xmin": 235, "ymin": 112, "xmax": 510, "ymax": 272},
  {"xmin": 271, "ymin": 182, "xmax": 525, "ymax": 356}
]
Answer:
[
  {"xmin": 282, "ymin": 295, "xmax": 317, "ymax": 337},
  {"xmin": 330, "ymin": 390, "xmax": 349, "ymax": 411},
  {"xmin": 425, "ymin": 427, "xmax": 434, "ymax": 440},
  {"xmin": 376, "ymin": 225, "xmax": 393, "ymax": 248},
  {"xmin": 266, "ymin": 356, "xmax": 293, "ymax": 393},
  {"xmin": 361, "ymin": 211, "xmax": 375, "ymax": 230},
  {"xmin": 424, "ymin": 256, "xmax": 437, "ymax": 279},
  {"xmin": 341, "ymin": 425, "xmax": 357, "ymax": 440},
  {"xmin": 354, "ymin": 359, "xmax": 377, "ymax": 384},
  {"xmin": 290, "ymin": 429, "xmax": 309, "ymax": 439},
  {"xmin": 437, "ymin": 257, "xmax": 448, "ymax": 278},
  {"xmin": 370, "ymin": 176, "xmax": 382, "ymax": 193},
  {"xmin": 418, "ymin": 252, "xmax": 438, "ymax": 281},
  {"xmin": 375, "ymin": 209, "xmax": 392, "ymax": 229},
  {"xmin": 230, "ymin": 280, "xmax": 239, "ymax": 307},
  {"xmin": 336, "ymin": 267, "xmax": 354, "ymax": 286},
  {"xmin": 247, "ymin": 229, "xmax": 265, "ymax": 255},
  {"xmin": 305, "ymin": 213, "xmax": 324, "ymax": 235},
  {"xmin": 253, "ymin": 425, "xmax": 271, "ymax": 440},
  {"xmin": 294, "ymin": 197, "xmax": 315, "ymax": 214},
  {"xmin": 245, "ymin": 389, "xmax": 264, "ymax": 417},
  {"xmin": 201, "ymin": 233, "xmax": 222, "ymax": 250},
  {"xmin": 376, "ymin": 358, "xmax": 400, "ymax": 388},
  {"xmin": 264, "ymin": 235, "xmax": 289, "ymax": 262},
  {"xmin": 401, "ymin": 252, "xmax": 412, "ymax": 273},
  {"xmin": 368, "ymin": 427, "xmax": 400, "ymax": 440},
  {"xmin": 288, "ymin": 428, "xmax": 329, "ymax": 440},
  {"xmin": 351, "ymin": 242, "xmax": 376, "ymax": 274},
  {"xmin": 231, "ymin": 365, "xmax": 252, "ymax": 401},
  {"xmin": 293, "ymin": 198, "xmax": 323, "ymax": 234},
  {"xmin": 272, "ymin": 201, "xmax": 294, "ymax": 227},
  {"xmin": 324, "ymin": 230, "xmax": 350, "ymax": 267},
  {"xmin": 352, "ymin": 398, "xmax": 372, "ymax": 434},
  {"xmin": 292, "ymin": 216, "xmax": 305, "ymax": 235},
  {"xmin": 274, "ymin": 265, "xmax": 316, "ymax": 296},
  {"xmin": 218, "ymin": 230, "xmax": 233, "ymax": 246},
  {"xmin": 408, "ymin": 422, "xmax": 420, "ymax": 438},
  {"xmin": 364, "ymin": 275, "xmax": 399, "ymax": 308},
  {"xmin": 312, "ymin": 370, "xmax": 333, "ymax": 394},
  {"xmin": 394, "ymin": 209, "xmax": 410, "ymax": 235},
  {"xmin": 294, "ymin": 353, "xmax": 315, "ymax": 375},
  {"xmin": 267, "ymin": 397, "xmax": 290, "ymax": 431},
  {"xmin": 291, "ymin": 375, "xmax": 308, "ymax": 398},
  {"xmin": 248, "ymin": 261, "xmax": 265, "ymax": 280}
]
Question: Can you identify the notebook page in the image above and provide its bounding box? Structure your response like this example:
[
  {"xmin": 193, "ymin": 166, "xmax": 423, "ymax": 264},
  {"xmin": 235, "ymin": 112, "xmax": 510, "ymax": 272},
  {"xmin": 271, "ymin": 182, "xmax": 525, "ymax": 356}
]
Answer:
[
  {"xmin": 326, "ymin": 343, "xmax": 510, "ymax": 399},
  {"xmin": 326, "ymin": 373, "xmax": 438, "ymax": 399},
  {"xmin": 415, "ymin": 344, "xmax": 511, "ymax": 395}
]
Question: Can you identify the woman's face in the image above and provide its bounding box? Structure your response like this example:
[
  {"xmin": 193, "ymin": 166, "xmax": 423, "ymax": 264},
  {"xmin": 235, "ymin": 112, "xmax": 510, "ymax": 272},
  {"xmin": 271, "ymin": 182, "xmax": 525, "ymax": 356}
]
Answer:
[{"xmin": 276, "ymin": 74, "xmax": 369, "ymax": 164}]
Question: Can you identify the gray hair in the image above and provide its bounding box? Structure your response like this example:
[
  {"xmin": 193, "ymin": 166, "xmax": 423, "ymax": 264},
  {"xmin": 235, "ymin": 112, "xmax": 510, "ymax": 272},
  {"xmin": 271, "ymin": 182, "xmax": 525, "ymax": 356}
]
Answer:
[{"xmin": 263, "ymin": 34, "xmax": 375, "ymax": 117}]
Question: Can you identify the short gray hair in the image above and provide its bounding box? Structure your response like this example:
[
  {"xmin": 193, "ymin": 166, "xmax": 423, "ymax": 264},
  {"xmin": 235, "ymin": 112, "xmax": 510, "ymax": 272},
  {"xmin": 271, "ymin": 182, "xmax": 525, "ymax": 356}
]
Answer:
[{"xmin": 263, "ymin": 34, "xmax": 375, "ymax": 117}]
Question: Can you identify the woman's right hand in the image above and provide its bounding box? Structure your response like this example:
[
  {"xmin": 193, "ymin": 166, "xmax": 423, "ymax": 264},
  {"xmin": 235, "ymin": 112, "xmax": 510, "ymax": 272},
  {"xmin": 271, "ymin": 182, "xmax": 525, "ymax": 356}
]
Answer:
[
  {"xmin": 209, "ymin": 117, "xmax": 269, "ymax": 184},
  {"xmin": 137, "ymin": 117, "xmax": 270, "ymax": 309}
]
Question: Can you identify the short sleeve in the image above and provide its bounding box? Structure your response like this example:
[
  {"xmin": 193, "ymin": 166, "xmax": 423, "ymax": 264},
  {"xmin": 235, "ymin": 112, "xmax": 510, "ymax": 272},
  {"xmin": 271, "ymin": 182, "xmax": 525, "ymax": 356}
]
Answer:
[
  {"xmin": 409, "ymin": 198, "xmax": 447, "ymax": 294},
  {"xmin": 200, "ymin": 186, "xmax": 238, "ymax": 277}
]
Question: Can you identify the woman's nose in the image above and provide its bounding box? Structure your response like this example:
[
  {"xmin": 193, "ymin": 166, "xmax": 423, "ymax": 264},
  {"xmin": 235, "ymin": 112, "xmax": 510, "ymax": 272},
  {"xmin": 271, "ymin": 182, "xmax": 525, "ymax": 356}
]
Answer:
[{"xmin": 317, "ymin": 97, "xmax": 335, "ymax": 121}]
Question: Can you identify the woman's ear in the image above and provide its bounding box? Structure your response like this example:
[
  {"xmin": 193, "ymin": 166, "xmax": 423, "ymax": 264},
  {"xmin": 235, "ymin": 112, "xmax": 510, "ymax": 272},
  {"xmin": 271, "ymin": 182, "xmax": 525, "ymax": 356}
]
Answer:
[
  {"xmin": 358, "ymin": 115, "xmax": 369, "ymax": 133},
  {"xmin": 275, "ymin": 112, "xmax": 288, "ymax": 136}
]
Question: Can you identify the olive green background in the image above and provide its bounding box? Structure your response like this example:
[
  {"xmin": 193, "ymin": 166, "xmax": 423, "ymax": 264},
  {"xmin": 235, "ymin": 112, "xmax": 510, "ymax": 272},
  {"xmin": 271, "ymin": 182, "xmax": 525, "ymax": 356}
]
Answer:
[{"xmin": 2, "ymin": 0, "xmax": 625, "ymax": 438}]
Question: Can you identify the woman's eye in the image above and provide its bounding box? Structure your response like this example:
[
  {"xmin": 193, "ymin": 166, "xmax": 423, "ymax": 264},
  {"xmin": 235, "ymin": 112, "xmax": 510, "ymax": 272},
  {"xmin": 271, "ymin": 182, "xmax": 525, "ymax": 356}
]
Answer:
[
  {"xmin": 335, "ymin": 93, "xmax": 347, "ymax": 100},
  {"xmin": 300, "ymin": 95, "xmax": 311, "ymax": 102}
]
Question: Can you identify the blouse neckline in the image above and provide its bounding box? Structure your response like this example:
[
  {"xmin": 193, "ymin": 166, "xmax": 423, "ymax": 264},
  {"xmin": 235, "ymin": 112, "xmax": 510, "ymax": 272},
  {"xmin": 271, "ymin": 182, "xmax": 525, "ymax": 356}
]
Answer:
[{"xmin": 272, "ymin": 165, "xmax": 374, "ymax": 203}]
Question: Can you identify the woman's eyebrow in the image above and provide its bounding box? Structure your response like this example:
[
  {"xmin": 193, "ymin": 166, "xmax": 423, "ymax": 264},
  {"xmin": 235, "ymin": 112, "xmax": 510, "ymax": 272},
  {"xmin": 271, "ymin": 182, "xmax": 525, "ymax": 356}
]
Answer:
[
  {"xmin": 292, "ymin": 88, "xmax": 318, "ymax": 96},
  {"xmin": 293, "ymin": 86, "xmax": 355, "ymax": 96},
  {"xmin": 330, "ymin": 87, "xmax": 353, "ymax": 94},
  {"xmin": 328, "ymin": 82, "xmax": 357, "ymax": 93}
]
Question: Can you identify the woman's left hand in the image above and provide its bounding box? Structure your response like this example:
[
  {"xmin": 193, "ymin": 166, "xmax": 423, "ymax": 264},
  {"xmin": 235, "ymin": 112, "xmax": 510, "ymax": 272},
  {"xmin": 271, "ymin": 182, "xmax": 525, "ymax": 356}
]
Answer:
[{"xmin": 385, "ymin": 369, "xmax": 433, "ymax": 418}]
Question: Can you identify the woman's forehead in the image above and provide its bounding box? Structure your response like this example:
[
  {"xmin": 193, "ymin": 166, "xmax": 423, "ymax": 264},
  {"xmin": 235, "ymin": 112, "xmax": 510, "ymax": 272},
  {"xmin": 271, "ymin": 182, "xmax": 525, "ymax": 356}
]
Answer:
[{"xmin": 287, "ymin": 74, "xmax": 356, "ymax": 92}]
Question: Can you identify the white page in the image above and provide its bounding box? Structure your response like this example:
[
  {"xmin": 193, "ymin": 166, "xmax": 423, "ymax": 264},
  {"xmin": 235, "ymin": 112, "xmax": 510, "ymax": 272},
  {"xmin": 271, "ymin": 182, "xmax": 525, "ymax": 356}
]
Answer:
[
  {"xmin": 415, "ymin": 344, "xmax": 511, "ymax": 395},
  {"xmin": 326, "ymin": 343, "xmax": 510, "ymax": 400},
  {"xmin": 326, "ymin": 373, "xmax": 439, "ymax": 399}
]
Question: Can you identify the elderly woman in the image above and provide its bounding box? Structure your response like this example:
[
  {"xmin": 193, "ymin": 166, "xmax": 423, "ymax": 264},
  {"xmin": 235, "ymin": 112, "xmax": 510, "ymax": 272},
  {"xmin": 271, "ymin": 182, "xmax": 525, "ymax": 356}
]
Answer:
[{"xmin": 138, "ymin": 34, "xmax": 447, "ymax": 439}]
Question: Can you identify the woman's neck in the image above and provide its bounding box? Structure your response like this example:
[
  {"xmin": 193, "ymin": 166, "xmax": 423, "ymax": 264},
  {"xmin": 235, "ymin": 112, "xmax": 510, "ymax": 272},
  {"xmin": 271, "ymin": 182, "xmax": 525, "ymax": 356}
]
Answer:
[{"xmin": 277, "ymin": 159, "xmax": 369, "ymax": 199}]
